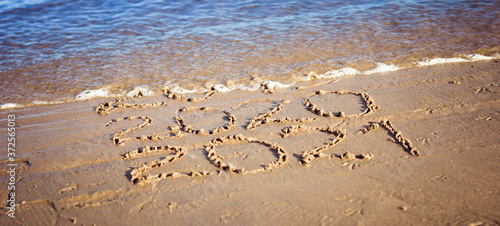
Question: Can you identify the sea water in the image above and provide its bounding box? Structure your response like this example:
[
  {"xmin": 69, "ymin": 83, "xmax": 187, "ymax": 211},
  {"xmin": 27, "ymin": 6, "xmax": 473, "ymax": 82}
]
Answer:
[{"xmin": 1, "ymin": 0, "xmax": 499, "ymax": 107}]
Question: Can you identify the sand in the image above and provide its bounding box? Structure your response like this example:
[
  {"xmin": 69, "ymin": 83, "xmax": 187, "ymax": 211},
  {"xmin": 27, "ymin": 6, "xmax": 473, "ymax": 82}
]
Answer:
[{"xmin": 1, "ymin": 60, "xmax": 499, "ymax": 225}]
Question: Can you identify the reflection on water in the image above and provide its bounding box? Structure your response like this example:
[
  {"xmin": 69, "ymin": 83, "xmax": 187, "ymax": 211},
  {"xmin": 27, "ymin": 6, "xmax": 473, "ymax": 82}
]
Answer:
[{"xmin": 0, "ymin": 0, "xmax": 499, "ymax": 105}]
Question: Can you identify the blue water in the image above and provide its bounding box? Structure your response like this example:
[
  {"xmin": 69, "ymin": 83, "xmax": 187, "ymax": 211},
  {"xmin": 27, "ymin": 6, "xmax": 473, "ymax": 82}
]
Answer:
[{"xmin": 1, "ymin": 0, "xmax": 499, "ymax": 105}]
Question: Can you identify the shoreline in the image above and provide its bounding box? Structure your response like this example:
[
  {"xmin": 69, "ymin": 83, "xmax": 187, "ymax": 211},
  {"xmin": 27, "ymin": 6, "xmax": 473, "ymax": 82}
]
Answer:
[
  {"xmin": 2, "ymin": 54, "xmax": 499, "ymax": 109},
  {"xmin": 1, "ymin": 60, "xmax": 499, "ymax": 225}
]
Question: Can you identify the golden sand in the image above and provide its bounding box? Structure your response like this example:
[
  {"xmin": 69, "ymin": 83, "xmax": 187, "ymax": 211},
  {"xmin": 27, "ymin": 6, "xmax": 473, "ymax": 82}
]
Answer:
[{"xmin": 1, "ymin": 60, "xmax": 499, "ymax": 225}]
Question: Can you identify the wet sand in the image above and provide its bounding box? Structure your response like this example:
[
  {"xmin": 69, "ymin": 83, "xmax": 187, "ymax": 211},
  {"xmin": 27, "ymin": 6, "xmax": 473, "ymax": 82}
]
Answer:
[{"xmin": 1, "ymin": 60, "xmax": 499, "ymax": 225}]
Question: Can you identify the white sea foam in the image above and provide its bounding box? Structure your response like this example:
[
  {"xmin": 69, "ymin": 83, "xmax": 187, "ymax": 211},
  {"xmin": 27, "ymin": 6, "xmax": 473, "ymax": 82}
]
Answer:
[
  {"xmin": 233, "ymin": 83, "xmax": 261, "ymax": 91},
  {"xmin": 162, "ymin": 82, "xmax": 209, "ymax": 94},
  {"xmin": 417, "ymin": 57, "xmax": 469, "ymax": 66},
  {"xmin": 126, "ymin": 86, "xmax": 155, "ymax": 97},
  {"xmin": 32, "ymin": 100, "xmax": 49, "ymax": 105},
  {"xmin": 416, "ymin": 53, "xmax": 500, "ymax": 66},
  {"xmin": 364, "ymin": 63, "xmax": 399, "ymax": 75},
  {"xmin": 323, "ymin": 67, "xmax": 360, "ymax": 78},
  {"xmin": 31, "ymin": 100, "xmax": 64, "ymax": 105},
  {"xmin": 213, "ymin": 84, "xmax": 232, "ymax": 93},
  {"xmin": 162, "ymin": 79, "xmax": 292, "ymax": 95},
  {"xmin": 466, "ymin": 53, "xmax": 500, "ymax": 61},
  {"xmin": 76, "ymin": 88, "xmax": 111, "ymax": 100},
  {"xmin": 261, "ymin": 81, "xmax": 294, "ymax": 90},
  {"xmin": 299, "ymin": 67, "xmax": 360, "ymax": 81},
  {"xmin": 1, "ymin": 100, "xmax": 66, "ymax": 109},
  {"xmin": 0, "ymin": 103, "xmax": 21, "ymax": 109}
]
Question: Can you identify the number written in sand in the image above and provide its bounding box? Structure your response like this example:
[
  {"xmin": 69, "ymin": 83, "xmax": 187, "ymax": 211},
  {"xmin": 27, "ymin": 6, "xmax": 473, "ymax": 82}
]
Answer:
[
  {"xmin": 106, "ymin": 116, "xmax": 189, "ymax": 146},
  {"xmin": 97, "ymin": 89, "xmax": 421, "ymax": 186},
  {"xmin": 245, "ymin": 100, "xmax": 317, "ymax": 130},
  {"xmin": 175, "ymin": 106, "xmax": 236, "ymax": 135},
  {"xmin": 280, "ymin": 125, "xmax": 375, "ymax": 166},
  {"xmin": 106, "ymin": 116, "xmax": 152, "ymax": 146},
  {"xmin": 127, "ymin": 134, "xmax": 288, "ymax": 185}
]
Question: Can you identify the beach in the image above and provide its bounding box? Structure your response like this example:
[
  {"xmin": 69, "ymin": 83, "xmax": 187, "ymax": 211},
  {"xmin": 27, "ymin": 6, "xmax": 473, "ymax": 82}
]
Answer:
[{"xmin": 1, "ymin": 60, "xmax": 499, "ymax": 225}]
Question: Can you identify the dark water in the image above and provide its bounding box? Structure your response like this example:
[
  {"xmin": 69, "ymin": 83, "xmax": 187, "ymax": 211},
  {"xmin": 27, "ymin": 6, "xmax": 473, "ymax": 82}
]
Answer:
[{"xmin": 1, "ymin": 0, "xmax": 499, "ymax": 106}]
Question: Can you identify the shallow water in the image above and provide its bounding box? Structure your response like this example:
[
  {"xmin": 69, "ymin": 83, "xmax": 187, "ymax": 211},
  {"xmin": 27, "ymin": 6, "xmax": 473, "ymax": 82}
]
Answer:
[{"xmin": 1, "ymin": 0, "xmax": 499, "ymax": 106}]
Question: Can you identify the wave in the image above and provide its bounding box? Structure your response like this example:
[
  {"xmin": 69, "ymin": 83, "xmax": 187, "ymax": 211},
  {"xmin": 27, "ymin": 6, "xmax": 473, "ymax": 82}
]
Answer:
[
  {"xmin": 417, "ymin": 54, "xmax": 499, "ymax": 66},
  {"xmin": 0, "ymin": 103, "xmax": 21, "ymax": 109},
  {"xmin": 1, "ymin": 53, "xmax": 499, "ymax": 109},
  {"xmin": 0, "ymin": 0, "xmax": 53, "ymax": 14}
]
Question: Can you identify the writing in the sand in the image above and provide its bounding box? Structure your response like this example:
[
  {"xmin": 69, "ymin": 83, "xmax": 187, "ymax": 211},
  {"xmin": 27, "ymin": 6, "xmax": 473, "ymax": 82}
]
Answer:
[
  {"xmin": 6, "ymin": 114, "xmax": 16, "ymax": 218},
  {"xmin": 97, "ymin": 89, "xmax": 420, "ymax": 186}
]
